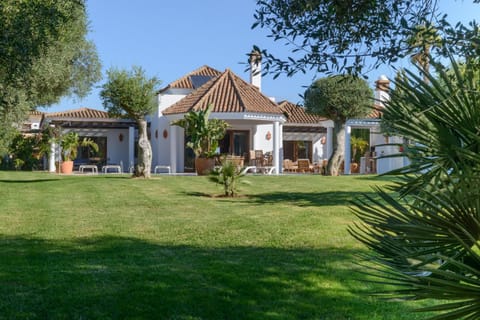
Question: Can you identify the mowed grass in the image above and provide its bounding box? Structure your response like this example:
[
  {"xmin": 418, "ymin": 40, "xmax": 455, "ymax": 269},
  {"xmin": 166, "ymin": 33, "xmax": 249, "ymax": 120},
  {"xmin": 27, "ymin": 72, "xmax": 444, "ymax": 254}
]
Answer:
[{"xmin": 0, "ymin": 172, "xmax": 435, "ymax": 319}]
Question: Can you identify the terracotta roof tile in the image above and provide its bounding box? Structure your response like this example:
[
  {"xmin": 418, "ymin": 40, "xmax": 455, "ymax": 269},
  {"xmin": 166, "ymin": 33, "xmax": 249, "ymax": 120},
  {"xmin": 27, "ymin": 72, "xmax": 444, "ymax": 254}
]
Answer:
[
  {"xmin": 368, "ymin": 104, "xmax": 384, "ymax": 119},
  {"xmin": 163, "ymin": 69, "xmax": 282, "ymax": 115},
  {"xmin": 46, "ymin": 107, "xmax": 111, "ymax": 119},
  {"xmin": 29, "ymin": 110, "xmax": 44, "ymax": 116},
  {"xmin": 278, "ymin": 101, "xmax": 326, "ymax": 124},
  {"xmin": 161, "ymin": 65, "xmax": 222, "ymax": 91}
]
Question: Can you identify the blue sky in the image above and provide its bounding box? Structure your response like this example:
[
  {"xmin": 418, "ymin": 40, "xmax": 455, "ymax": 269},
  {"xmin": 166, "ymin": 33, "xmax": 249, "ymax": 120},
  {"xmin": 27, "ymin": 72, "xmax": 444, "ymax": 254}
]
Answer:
[{"xmin": 47, "ymin": 0, "xmax": 479, "ymax": 112}]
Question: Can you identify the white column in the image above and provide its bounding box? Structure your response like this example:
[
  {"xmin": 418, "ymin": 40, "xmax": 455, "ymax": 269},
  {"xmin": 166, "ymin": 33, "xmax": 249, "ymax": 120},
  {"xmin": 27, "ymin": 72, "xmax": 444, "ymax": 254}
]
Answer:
[
  {"xmin": 326, "ymin": 127, "xmax": 333, "ymax": 159},
  {"xmin": 273, "ymin": 121, "xmax": 280, "ymax": 175},
  {"xmin": 344, "ymin": 125, "xmax": 351, "ymax": 175},
  {"xmin": 48, "ymin": 141, "xmax": 56, "ymax": 172},
  {"xmin": 128, "ymin": 126, "xmax": 135, "ymax": 169},
  {"xmin": 279, "ymin": 123, "xmax": 283, "ymax": 173},
  {"xmin": 170, "ymin": 125, "xmax": 177, "ymax": 173}
]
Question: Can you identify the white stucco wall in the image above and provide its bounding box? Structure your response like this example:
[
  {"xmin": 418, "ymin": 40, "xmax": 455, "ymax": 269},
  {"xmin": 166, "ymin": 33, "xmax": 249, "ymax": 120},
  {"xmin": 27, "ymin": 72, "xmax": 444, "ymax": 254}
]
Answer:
[
  {"xmin": 379, "ymin": 136, "xmax": 405, "ymax": 174},
  {"xmin": 105, "ymin": 128, "xmax": 132, "ymax": 167},
  {"xmin": 370, "ymin": 129, "xmax": 387, "ymax": 148},
  {"xmin": 151, "ymin": 90, "xmax": 190, "ymax": 167},
  {"xmin": 253, "ymin": 124, "xmax": 274, "ymax": 153},
  {"xmin": 152, "ymin": 116, "xmax": 172, "ymax": 166}
]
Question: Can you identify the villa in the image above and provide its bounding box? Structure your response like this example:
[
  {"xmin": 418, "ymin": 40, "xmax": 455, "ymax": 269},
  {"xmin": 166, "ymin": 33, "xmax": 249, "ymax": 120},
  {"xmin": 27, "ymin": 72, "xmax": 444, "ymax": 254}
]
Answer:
[{"xmin": 35, "ymin": 54, "xmax": 403, "ymax": 175}]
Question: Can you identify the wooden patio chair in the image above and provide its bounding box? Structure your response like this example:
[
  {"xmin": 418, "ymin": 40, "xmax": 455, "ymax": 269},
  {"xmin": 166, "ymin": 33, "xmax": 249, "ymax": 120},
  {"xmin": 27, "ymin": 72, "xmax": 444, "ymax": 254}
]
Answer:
[
  {"xmin": 254, "ymin": 150, "xmax": 264, "ymax": 166},
  {"xmin": 283, "ymin": 159, "xmax": 297, "ymax": 173},
  {"xmin": 297, "ymin": 159, "xmax": 314, "ymax": 173}
]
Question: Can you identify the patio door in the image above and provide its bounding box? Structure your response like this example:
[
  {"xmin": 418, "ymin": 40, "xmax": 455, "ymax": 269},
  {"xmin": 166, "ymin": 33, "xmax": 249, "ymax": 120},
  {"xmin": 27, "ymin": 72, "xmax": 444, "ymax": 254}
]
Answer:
[
  {"xmin": 184, "ymin": 135, "xmax": 195, "ymax": 172},
  {"xmin": 78, "ymin": 136, "xmax": 106, "ymax": 165},
  {"xmin": 283, "ymin": 140, "xmax": 312, "ymax": 162},
  {"xmin": 219, "ymin": 130, "xmax": 249, "ymax": 157}
]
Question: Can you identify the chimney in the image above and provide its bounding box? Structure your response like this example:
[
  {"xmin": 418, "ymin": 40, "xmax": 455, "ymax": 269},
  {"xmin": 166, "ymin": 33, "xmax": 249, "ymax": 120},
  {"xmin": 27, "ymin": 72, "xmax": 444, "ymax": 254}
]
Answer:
[
  {"xmin": 375, "ymin": 75, "xmax": 390, "ymax": 108},
  {"xmin": 249, "ymin": 49, "xmax": 262, "ymax": 91}
]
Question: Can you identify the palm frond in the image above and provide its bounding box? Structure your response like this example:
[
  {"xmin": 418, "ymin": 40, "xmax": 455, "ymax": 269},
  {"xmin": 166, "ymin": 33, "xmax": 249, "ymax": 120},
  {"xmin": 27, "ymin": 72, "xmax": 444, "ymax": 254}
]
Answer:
[{"xmin": 351, "ymin": 48, "xmax": 480, "ymax": 319}]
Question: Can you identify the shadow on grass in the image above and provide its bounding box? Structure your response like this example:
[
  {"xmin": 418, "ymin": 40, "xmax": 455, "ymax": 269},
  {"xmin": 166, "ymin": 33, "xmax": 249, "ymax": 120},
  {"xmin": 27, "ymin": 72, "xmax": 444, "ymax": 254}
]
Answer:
[
  {"xmin": 353, "ymin": 174, "xmax": 402, "ymax": 182},
  {"xmin": 241, "ymin": 191, "xmax": 384, "ymax": 207},
  {"xmin": 0, "ymin": 236, "xmax": 424, "ymax": 320},
  {"xmin": 0, "ymin": 178, "xmax": 61, "ymax": 184}
]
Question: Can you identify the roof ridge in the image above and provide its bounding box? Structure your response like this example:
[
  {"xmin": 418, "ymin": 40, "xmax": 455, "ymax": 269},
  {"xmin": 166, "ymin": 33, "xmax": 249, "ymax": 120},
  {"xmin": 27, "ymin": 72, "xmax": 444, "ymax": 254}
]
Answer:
[
  {"xmin": 193, "ymin": 70, "xmax": 229, "ymax": 111},
  {"xmin": 226, "ymin": 69, "xmax": 247, "ymax": 112},
  {"xmin": 163, "ymin": 67, "xmax": 284, "ymax": 115},
  {"xmin": 45, "ymin": 107, "xmax": 109, "ymax": 118}
]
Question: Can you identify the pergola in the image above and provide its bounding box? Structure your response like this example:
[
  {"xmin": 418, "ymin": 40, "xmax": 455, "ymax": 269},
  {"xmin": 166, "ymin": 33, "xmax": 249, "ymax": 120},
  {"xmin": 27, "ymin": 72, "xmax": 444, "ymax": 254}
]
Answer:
[{"xmin": 344, "ymin": 118, "xmax": 382, "ymax": 174}]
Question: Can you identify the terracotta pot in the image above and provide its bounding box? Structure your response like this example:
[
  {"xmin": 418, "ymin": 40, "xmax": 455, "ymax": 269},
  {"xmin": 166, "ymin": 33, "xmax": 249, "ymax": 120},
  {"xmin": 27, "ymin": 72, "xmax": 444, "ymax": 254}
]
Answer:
[
  {"xmin": 350, "ymin": 163, "xmax": 359, "ymax": 174},
  {"xmin": 195, "ymin": 158, "xmax": 215, "ymax": 175},
  {"xmin": 60, "ymin": 160, "xmax": 74, "ymax": 174}
]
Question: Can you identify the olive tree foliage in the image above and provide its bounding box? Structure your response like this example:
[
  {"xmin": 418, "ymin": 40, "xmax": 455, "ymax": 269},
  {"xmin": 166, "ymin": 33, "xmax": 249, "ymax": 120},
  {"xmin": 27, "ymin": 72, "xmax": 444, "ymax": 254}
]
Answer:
[
  {"xmin": 252, "ymin": 0, "xmax": 480, "ymax": 78},
  {"xmin": 0, "ymin": 0, "xmax": 101, "ymax": 155},
  {"xmin": 304, "ymin": 75, "xmax": 372, "ymax": 175},
  {"xmin": 100, "ymin": 67, "xmax": 161, "ymax": 179},
  {"xmin": 349, "ymin": 54, "xmax": 480, "ymax": 319}
]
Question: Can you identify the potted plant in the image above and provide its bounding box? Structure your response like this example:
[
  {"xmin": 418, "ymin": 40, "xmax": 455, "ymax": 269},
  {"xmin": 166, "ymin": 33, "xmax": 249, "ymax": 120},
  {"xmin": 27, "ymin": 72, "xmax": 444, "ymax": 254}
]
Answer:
[
  {"xmin": 60, "ymin": 132, "xmax": 99, "ymax": 174},
  {"xmin": 350, "ymin": 136, "xmax": 369, "ymax": 173},
  {"xmin": 172, "ymin": 103, "xmax": 228, "ymax": 175}
]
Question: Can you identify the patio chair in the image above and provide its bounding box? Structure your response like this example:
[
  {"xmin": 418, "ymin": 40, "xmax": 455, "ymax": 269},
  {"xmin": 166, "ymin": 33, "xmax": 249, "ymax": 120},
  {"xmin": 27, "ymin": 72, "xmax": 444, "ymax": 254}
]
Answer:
[
  {"xmin": 297, "ymin": 159, "xmax": 314, "ymax": 173},
  {"xmin": 248, "ymin": 150, "xmax": 256, "ymax": 166},
  {"xmin": 283, "ymin": 159, "xmax": 297, "ymax": 173},
  {"xmin": 225, "ymin": 155, "xmax": 244, "ymax": 171},
  {"xmin": 254, "ymin": 150, "xmax": 264, "ymax": 166}
]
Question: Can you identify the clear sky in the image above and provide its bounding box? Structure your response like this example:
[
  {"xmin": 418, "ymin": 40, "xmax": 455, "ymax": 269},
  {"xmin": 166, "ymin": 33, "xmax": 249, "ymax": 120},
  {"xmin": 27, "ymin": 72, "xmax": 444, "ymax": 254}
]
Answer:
[{"xmin": 46, "ymin": 0, "xmax": 479, "ymax": 112}]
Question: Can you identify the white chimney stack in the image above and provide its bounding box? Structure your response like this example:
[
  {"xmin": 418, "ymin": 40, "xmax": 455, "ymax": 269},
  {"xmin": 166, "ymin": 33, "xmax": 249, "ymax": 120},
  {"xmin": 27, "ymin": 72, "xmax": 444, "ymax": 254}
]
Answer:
[
  {"xmin": 375, "ymin": 75, "xmax": 390, "ymax": 108},
  {"xmin": 249, "ymin": 49, "xmax": 262, "ymax": 91}
]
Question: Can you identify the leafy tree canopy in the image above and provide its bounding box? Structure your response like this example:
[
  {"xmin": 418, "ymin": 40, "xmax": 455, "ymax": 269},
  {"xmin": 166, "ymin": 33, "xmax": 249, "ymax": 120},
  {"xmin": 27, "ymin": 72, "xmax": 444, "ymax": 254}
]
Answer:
[
  {"xmin": 101, "ymin": 66, "xmax": 160, "ymax": 120},
  {"xmin": 304, "ymin": 75, "xmax": 372, "ymax": 175},
  {"xmin": 304, "ymin": 75, "xmax": 372, "ymax": 121},
  {"xmin": 0, "ymin": 0, "xmax": 101, "ymax": 154},
  {"xmin": 252, "ymin": 0, "xmax": 480, "ymax": 78}
]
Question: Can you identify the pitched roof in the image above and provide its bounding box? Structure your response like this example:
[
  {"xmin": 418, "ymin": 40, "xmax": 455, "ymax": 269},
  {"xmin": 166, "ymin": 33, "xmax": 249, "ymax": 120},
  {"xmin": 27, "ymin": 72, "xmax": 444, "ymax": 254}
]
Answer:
[
  {"xmin": 278, "ymin": 101, "xmax": 326, "ymax": 124},
  {"xmin": 29, "ymin": 110, "xmax": 45, "ymax": 116},
  {"xmin": 45, "ymin": 107, "xmax": 111, "ymax": 119},
  {"xmin": 163, "ymin": 69, "xmax": 283, "ymax": 115},
  {"xmin": 160, "ymin": 65, "xmax": 222, "ymax": 92},
  {"xmin": 41, "ymin": 107, "xmax": 135, "ymax": 129}
]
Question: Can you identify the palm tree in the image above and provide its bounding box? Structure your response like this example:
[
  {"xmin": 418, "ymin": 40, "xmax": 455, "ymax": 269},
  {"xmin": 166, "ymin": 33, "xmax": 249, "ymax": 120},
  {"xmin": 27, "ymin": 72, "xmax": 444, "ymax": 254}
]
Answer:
[
  {"xmin": 406, "ymin": 24, "xmax": 443, "ymax": 83},
  {"xmin": 349, "ymin": 52, "xmax": 480, "ymax": 319}
]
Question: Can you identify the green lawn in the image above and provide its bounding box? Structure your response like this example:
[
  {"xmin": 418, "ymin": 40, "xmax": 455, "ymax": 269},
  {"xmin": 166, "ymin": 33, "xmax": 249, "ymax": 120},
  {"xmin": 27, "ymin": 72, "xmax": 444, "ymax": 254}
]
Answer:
[{"xmin": 0, "ymin": 172, "xmax": 434, "ymax": 319}]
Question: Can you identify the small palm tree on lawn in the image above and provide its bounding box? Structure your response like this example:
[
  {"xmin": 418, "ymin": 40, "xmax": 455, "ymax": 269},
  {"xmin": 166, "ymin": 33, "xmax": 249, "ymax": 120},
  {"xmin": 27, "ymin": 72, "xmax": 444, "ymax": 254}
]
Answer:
[{"xmin": 209, "ymin": 157, "xmax": 247, "ymax": 197}]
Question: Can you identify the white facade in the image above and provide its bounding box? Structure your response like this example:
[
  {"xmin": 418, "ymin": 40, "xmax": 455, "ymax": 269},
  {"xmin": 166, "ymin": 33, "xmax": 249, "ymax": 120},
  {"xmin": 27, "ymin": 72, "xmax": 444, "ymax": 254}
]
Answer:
[
  {"xmin": 152, "ymin": 107, "xmax": 286, "ymax": 174},
  {"xmin": 151, "ymin": 66, "xmax": 288, "ymax": 174},
  {"xmin": 344, "ymin": 75, "xmax": 408, "ymax": 175}
]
